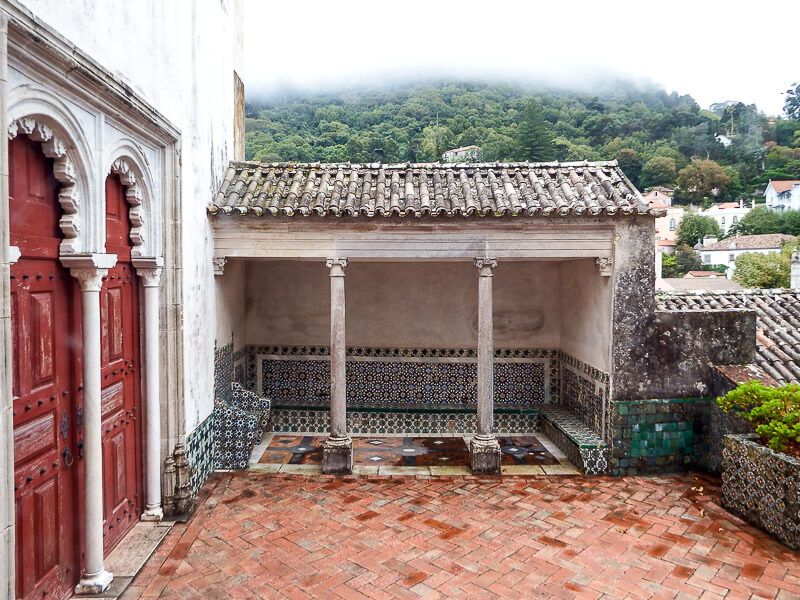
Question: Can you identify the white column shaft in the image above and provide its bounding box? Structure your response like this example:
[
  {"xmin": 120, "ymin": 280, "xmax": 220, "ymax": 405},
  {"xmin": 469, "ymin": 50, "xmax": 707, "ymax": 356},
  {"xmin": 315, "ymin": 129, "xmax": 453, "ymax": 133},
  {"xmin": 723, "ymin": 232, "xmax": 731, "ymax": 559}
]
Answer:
[
  {"xmin": 79, "ymin": 286, "xmax": 105, "ymax": 577},
  {"xmin": 476, "ymin": 262, "xmax": 495, "ymax": 436},
  {"xmin": 143, "ymin": 283, "xmax": 162, "ymax": 517},
  {"xmin": 329, "ymin": 262, "xmax": 347, "ymax": 438}
]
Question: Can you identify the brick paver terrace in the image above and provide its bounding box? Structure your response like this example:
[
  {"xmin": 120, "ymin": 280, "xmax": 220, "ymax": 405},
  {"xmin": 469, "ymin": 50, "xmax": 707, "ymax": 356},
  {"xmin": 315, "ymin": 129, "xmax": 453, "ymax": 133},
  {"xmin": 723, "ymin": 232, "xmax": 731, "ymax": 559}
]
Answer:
[{"xmin": 121, "ymin": 473, "xmax": 800, "ymax": 599}]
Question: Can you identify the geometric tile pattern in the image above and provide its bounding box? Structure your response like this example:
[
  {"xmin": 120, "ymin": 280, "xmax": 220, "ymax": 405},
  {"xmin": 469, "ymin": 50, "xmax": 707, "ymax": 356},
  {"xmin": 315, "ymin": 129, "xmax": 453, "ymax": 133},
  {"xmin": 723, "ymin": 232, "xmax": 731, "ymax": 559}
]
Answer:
[
  {"xmin": 122, "ymin": 472, "xmax": 800, "ymax": 599},
  {"xmin": 722, "ymin": 434, "xmax": 800, "ymax": 550},
  {"xmin": 185, "ymin": 412, "xmax": 215, "ymax": 495},
  {"xmin": 258, "ymin": 435, "xmax": 560, "ymax": 467},
  {"xmin": 213, "ymin": 383, "xmax": 271, "ymax": 470},
  {"xmin": 268, "ymin": 407, "xmax": 540, "ymax": 435},
  {"xmin": 259, "ymin": 350, "xmax": 550, "ymax": 408},
  {"xmin": 539, "ymin": 406, "xmax": 610, "ymax": 475},
  {"xmin": 561, "ymin": 366, "xmax": 607, "ymax": 440}
]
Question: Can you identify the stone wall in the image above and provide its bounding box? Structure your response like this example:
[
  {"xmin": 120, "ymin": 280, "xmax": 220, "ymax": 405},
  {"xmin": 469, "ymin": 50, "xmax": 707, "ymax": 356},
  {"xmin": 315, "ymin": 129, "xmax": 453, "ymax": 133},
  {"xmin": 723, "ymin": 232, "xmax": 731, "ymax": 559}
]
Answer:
[
  {"xmin": 610, "ymin": 398, "xmax": 712, "ymax": 476},
  {"xmin": 722, "ymin": 434, "xmax": 800, "ymax": 550}
]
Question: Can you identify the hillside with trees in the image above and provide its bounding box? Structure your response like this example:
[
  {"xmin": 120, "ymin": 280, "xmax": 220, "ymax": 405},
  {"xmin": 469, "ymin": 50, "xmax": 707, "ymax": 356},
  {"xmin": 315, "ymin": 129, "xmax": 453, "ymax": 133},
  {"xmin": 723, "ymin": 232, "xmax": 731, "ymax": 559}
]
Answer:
[{"xmin": 245, "ymin": 80, "xmax": 800, "ymax": 201}]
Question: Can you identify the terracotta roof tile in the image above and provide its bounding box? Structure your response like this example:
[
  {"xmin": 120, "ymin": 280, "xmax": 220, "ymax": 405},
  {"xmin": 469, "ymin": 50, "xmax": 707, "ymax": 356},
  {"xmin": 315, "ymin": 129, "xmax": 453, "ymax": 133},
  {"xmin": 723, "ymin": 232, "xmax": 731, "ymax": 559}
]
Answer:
[
  {"xmin": 769, "ymin": 180, "xmax": 800, "ymax": 194},
  {"xmin": 209, "ymin": 161, "xmax": 656, "ymax": 218},
  {"xmin": 656, "ymin": 290, "xmax": 800, "ymax": 385},
  {"xmin": 700, "ymin": 233, "xmax": 796, "ymax": 251}
]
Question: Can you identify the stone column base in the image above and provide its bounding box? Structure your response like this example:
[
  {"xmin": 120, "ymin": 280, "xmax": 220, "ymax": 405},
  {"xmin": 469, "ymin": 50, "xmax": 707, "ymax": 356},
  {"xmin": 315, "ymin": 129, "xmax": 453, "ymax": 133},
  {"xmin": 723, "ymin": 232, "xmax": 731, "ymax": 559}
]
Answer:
[
  {"xmin": 470, "ymin": 434, "xmax": 502, "ymax": 474},
  {"xmin": 74, "ymin": 569, "xmax": 113, "ymax": 595},
  {"xmin": 141, "ymin": 505, "xmax": 164, "ymax": 521},
  {"xmin": 322, "ymin": 436, "xmax": 353, "ymax": 474}
]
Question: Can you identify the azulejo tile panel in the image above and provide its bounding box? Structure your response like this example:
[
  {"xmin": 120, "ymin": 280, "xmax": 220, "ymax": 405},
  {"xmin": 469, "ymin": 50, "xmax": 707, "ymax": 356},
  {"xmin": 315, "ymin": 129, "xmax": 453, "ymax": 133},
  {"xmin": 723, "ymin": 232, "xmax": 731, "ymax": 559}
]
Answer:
[
  {"xmin": 610, "ymin": 398, "xmax": 711, "ymax": 476},
  {"xmin": 186, "ymin": 412, "xmax": 215, "ymax": 495},
  {"xmin": 540, "ymin": 407, "xmax": 609, "ymax": 475},
  {"xmin": 269, "ymin": 407, "xmax": 539, "ymax": 435},
  {"xmin": 561, "ymin": 365, "xmax": 607, "ymax": 441},
  {"xmin": 255, "ymin": 346, "xmax": 553, "ymax": 409},
  {"xmin": 722, "ymin": 434, "xmax": 800, "ymax": 550}
]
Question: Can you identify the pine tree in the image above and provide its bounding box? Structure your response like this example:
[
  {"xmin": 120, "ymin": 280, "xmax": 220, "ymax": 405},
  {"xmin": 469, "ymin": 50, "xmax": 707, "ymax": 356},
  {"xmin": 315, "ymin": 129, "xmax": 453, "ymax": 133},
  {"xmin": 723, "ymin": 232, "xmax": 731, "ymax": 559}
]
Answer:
[{"xmin": 515, "ymin": 100, "xmax": 556, "ymax": 162}]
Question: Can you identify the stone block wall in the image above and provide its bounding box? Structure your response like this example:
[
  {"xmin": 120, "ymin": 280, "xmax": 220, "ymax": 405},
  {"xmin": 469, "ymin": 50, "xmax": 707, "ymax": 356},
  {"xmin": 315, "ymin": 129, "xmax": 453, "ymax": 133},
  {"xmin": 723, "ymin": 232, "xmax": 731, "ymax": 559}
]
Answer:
[{"xmin": 610, "ymin": 398, "xmax": 712, "ymax": 476}]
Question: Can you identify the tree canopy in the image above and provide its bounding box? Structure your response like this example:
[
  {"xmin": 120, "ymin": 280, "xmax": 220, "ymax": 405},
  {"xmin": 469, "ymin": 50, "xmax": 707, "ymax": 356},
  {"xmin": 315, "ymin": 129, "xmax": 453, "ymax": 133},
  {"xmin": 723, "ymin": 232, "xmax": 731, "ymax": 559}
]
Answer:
[
  {"xmin": 733, "ymin": 241, "xmax": 800, "ymax": 288},
  {"xmin": 676, "ymin": 214, "xmax": 722, "ymax": 247},
  {"xmin": 245, "ymin": 79, "xmax": 800, "ymax": 199}
]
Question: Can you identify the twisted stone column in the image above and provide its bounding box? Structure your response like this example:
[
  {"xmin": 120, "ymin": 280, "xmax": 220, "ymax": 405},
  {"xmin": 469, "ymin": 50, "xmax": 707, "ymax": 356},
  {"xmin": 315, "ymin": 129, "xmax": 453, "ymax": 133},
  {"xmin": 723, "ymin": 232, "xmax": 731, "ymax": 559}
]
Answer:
[
  {"xmin": 470, "ymin": 258, "xmax": 501, "ymax": 474},
  {"xmin": 323, "ymin": 258, "xmax": 352, "ymax": 474},
  {"xmin": 63, "ymin": 254, "xmax": 116, "ymax": 594}
]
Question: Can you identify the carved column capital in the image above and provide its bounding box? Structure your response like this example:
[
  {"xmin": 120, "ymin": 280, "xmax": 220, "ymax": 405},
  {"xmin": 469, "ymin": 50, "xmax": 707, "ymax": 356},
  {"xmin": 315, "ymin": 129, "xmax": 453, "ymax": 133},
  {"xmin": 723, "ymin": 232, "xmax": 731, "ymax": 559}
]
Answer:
[
  {"xmin": 61, "ymin": 254, "xmax": 117, "ymax": 292},
  {"xmin": 133, "ymin": 257, "xmax": 164, "ymax": 288},
  {"xmin": 326, "ymin": 257, "xmax": 348, "ymax": 277},
  {"xmin": 474, "ymin": 257, "xmax": 497, "ymax": 276},
  {"xmin": 595, "ymin": 256, "xmax": 613, "ymax": 277},
  {"xmin": 212, "ymin": 256, "xmax": 226, "ymax": 276}
]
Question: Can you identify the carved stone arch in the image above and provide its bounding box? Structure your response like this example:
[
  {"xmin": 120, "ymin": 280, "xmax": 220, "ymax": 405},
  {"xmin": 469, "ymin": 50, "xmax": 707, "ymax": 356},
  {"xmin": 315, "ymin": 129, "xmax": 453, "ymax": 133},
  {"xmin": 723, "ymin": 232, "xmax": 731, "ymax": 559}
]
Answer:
[
  {"xmin": 109, "ymin": 157, "xmax": 146, "ymax": 256},
  {"xmin": 7, "ymin": 86, "xmax": 97, "ymax": 254},
  {"xmin": 8, "ymin": 117, "xmax": 82, "ymax": 253},
  {"xmin": 105, "ymin": 139, "xmax": 160, "ymax": 259}
]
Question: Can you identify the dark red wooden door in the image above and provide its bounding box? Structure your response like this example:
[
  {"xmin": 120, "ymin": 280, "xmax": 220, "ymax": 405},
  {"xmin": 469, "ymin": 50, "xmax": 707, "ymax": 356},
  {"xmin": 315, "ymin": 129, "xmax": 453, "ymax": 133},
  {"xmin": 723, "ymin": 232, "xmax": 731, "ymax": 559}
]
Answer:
[
  {"xmin": 100, "ymin": 174, "xmax": 142, "ymax": 551},
  {"xmin": 10, "ymin": 135, "xmax": 79, "ymax": 599}
]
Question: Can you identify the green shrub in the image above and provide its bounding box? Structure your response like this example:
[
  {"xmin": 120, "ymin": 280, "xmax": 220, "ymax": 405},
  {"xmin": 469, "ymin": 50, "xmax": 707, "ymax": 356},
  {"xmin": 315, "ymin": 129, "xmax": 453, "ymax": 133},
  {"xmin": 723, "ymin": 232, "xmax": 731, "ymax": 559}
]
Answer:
[{"xmin": 717, "ymin": 381, "xmax": 800, "ymax": 455}]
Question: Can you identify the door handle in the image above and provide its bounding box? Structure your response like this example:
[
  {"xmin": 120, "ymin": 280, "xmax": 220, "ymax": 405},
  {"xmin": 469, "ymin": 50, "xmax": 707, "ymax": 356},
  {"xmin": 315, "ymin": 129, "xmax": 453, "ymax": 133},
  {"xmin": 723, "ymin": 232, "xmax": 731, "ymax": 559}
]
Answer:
[{"xmin": 62, "ymin": 448, "xmax": 74, "ymax": 467}]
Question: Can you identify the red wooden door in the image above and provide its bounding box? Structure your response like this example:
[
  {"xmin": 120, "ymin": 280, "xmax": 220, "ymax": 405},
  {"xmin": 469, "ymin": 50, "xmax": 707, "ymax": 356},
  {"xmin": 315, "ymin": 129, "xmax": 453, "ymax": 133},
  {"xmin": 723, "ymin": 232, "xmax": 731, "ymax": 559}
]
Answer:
[
  {"xmin": 10, "ymin": 135, "xmax": 79, "ymax": 599},
  {"xmin": 100, "ymin": 174, "xmax": 143, "ymax": 551}
]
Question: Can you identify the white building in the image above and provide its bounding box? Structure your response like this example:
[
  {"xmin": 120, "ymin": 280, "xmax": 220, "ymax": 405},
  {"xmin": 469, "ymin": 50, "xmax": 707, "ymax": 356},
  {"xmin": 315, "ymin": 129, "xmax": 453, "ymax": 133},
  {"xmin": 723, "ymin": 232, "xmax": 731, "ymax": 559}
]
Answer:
[
  {"xmin": 442, "ymin": 145, "xmax": 482, "ymax": 162},
  {"xmin": 697, "ymin": 233, "xmax": 796, "ymax": 278},
  {"xmin": 700, "ymin": 201, "xmax": 752, "ymax": 235},
  {"xmin": 765, "ymin": 180, "xmax": 800, "ymax": 211},
  {"xmin": 0, "ymin": 0, "xmax": 242, "ymax": 596}
]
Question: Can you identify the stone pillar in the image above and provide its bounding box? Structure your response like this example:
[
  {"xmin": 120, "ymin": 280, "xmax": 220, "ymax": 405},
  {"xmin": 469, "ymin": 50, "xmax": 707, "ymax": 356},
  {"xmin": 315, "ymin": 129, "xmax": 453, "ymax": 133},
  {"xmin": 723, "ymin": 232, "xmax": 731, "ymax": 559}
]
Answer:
[
  {"xmin": 133, "ymin": 258, "xmax": 163, "ymax": 520},
  {"xmin": 792, "ymin": 251, "xmax": 800, "ymax": 291},
  {"xmin": 323, "ymin": 258, "xmax": 352, "ymax": 474},
  {"xmin": 63, "ymin": 254, "xmax": 116, "ymax": 594},
  {"xmin": 470, "ymin": 258, "xmax": 501, "ymax": 474}
]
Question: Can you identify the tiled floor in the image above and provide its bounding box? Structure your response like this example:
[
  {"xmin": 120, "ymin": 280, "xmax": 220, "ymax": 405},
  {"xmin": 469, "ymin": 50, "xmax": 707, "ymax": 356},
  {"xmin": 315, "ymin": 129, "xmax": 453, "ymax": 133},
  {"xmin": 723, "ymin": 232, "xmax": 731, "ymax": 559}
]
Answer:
[
  {"xmin": 120, "ymin": 472, "xmax": 800, "ymax": 599},
  {"xmin": 252, "ymin": 432, "xmax": 572, "ymax": 476}
]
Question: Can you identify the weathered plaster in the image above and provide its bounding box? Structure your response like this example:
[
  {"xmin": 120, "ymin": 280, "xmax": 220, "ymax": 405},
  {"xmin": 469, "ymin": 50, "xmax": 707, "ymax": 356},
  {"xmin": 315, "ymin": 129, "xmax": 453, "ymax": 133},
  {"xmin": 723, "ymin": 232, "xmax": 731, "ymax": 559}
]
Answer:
[
  {"xmin": 241, "ymin": 260, "xmax": 566, "ymax": 350},
  {"xmin": 215, "ymin": 258, "xmax": 247, "ymax": 346}
]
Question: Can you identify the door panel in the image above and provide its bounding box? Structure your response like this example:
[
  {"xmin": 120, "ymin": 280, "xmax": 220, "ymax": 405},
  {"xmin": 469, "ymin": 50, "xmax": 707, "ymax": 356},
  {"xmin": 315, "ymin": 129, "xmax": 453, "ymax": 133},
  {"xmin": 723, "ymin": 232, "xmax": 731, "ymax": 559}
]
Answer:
[
  {"xmin": 10, "ymin": 133, "xmax": 78, "ymax": 600},
  {"xmin": 100, "ymin": 174, "xmax": 142, "ymax": 552}
]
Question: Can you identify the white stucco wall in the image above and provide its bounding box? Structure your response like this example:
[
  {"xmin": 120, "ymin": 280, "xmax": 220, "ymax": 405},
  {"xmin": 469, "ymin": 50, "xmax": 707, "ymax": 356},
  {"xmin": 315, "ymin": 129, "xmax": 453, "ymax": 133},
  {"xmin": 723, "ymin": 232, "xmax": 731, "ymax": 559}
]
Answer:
[
  {"xmin": 559, "ymin": 258, "xmax": 612, "ymax": 371},
  {"xmin": 215, "ymin": 259, "xmax": 247, "ymax": 348},
  {"xmin": 242, "ymin": 261, "xmax": 564, "ymax": 350},
  {"xmin": 16, "ymin": 0, "xmax": 242, "ymax": 431},
  {"xmin": 228, "ymin": 259, "xmax": 611, "ymax": 372}
]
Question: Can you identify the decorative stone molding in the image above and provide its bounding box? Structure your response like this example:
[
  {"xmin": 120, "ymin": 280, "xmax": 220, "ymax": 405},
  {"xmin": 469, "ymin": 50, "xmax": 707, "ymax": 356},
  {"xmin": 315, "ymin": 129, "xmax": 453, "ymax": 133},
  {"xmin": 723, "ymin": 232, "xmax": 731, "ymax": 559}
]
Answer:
[
  {"xmin": 61, "ymin": 254, "xmax": 117, "ymax": 291},
  {"xmin": 110, "ymin": 158, "xmax": 146, "ymax": 256},
  {"xmin": 595, "ymin": 256, "xmax": 613, "ymax": 276},
  {"xmin": 212, "ymin": 256, "xmax": 227, "ymax": 276},
  {"xmin": 8, "ymin": 117, "xmax": 81, "ymax": 253},
  {"xmin": 133, "ymin": 257, "xmax": 163, "ymax": 288}
]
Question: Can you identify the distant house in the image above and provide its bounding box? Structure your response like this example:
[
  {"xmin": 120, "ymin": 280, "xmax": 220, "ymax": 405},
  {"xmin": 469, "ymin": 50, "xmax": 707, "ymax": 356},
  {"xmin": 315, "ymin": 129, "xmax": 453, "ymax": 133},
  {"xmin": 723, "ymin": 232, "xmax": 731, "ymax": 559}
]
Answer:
[
  {"xmin": 765, "ymin": 180, "xmax": 800, "ymax": 211},
  {"xmin": 697, "ymin": 233, "xmax": 796, "ymax": 277},
  {"xmin": 684, "ymin": 270, "xmax": 726, "ymax": 279},
  {"xmin": 700, "ymin": 201, "xmax": 752, "ymax": 235},
  {"xmin": 442, "ymin": 145, "xmax": 482, "ymax": 162},
  {"xmin": 656, "ymin": 276, "xmax": 743, "ymax": 292},
  {"xmin": 642, "ymin": 187, "xmax": 674, "ymax": 206},
  {"xmin": 644, "ymin": 187, "xmax": 683, "ymax": 250}
]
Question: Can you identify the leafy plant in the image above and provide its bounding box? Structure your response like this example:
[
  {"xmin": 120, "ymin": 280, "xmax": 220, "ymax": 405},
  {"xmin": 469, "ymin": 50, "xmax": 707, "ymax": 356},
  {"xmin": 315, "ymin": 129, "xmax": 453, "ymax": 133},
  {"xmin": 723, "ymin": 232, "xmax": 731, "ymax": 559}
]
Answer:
[{"xmin": 717, "ymin": 381, "xmax": 800, "ymax": 455}]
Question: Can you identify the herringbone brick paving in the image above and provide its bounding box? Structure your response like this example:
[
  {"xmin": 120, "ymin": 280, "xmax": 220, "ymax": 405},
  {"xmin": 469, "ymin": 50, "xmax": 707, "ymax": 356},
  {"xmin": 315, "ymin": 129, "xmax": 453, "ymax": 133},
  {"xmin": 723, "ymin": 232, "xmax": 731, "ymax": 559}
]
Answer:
[{"xmin": 121, "ymin": 473, "xmax": 800, "ymax": 599}]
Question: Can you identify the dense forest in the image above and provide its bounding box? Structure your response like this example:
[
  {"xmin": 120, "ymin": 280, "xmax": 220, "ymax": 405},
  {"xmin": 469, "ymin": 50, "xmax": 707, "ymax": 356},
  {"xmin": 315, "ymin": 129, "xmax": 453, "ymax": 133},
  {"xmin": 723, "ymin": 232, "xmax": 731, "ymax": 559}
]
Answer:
[{"xmin": 245, "ymin": 80, "xmax": 800, "ymax": 202}]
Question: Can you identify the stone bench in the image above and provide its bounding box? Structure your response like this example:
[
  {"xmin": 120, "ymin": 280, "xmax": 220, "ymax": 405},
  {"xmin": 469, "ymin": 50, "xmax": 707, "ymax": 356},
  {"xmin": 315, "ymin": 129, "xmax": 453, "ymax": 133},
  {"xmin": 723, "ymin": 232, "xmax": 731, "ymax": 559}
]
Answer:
[
  {"xmin": 540, "ymin": 406, "xmax": 610, "ymax": 475},
  {"xmin": 213, "ymin": 383, "xmax": 271, "ymax": 469}
]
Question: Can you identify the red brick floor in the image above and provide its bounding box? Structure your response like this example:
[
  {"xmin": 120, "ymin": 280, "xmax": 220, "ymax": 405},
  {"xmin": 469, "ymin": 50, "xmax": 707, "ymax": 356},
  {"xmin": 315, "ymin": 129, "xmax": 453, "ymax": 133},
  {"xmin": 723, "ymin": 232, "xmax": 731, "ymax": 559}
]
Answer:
[{"xmin": 120, "ymin": 472, "xmax": 800, "ymax": 599}]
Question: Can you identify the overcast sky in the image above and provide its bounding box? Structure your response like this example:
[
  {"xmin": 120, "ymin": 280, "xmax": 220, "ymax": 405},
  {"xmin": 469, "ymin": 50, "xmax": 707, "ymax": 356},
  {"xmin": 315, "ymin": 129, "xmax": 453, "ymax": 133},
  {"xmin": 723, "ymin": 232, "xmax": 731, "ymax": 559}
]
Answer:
[{"xmin": 242, "ymin": 0, "xmax": 798, "ymax": 116}]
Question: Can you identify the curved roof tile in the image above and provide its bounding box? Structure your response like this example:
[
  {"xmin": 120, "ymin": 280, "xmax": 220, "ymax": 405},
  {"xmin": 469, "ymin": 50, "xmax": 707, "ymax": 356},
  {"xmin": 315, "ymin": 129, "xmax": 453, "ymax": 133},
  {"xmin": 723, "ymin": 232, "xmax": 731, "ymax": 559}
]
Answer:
[{"xmin": 209, "ymin": 161, "xmax": 658, "ymax": 218}]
